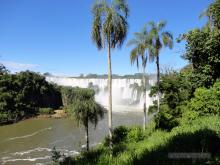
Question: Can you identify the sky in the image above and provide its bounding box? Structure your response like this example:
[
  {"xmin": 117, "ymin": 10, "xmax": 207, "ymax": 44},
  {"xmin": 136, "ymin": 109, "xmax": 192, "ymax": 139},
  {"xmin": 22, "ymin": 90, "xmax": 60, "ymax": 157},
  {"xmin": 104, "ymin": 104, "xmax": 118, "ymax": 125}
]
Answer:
[{"xmin": 0, "ymin": 0, "xmax": 214, "ymax": 76}]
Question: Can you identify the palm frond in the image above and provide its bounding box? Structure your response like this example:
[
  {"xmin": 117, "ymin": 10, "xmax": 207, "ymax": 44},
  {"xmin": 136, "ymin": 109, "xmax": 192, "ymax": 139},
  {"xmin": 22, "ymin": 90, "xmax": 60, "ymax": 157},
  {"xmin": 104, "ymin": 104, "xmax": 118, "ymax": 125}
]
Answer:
[
  {"xmin": 91, "ymin": 0, "xmax": 128, "ymax": 50},
  {"xmin": 130, "ymin": 47, "xmax": 139, "ymax": 68},
  {"xmin": 141, "ymin": 54, "xmax": 147, "ymax": 69},
  {"xmin": 72, "ymin": 99, "xmax": 104, "ymax": 128},
  {"xmin": 148, "ymin": 21, "xmax": 156, "ymax": 29},
  {"xmin": 148, "ymin": 44, "xmax": 156, "ymax": 63},
  {"xmin": 126, "ymin": 39, "xmax": 138, "ymax": 47},
  {"xmin": 91, "ymin": 0, "xmax": 107, "ymax": 49},
  {"xmin": 162, "ymin": 31, "xmax": 173, "ymax": 49},
  {"xmin": 157, "ymin": 20, "xmax": 167, "ymax": 31},
  {"xmin": 112, "ymin": 0, "xmax": 129, "ymax": 17}
]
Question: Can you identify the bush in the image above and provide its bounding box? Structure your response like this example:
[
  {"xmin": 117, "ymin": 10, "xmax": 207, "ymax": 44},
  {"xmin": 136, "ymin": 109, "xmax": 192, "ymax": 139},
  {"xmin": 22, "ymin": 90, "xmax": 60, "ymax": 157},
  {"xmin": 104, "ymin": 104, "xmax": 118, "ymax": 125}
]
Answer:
[
  {"xmin": 104, "ymin": 126, "xmax": 129, "ymax": 146},
  {"xmin": 39, "ymin": 108, "xmax": 54, "ymax": 115},
  {"xmin": 127, "ymin": 126, "xmax": 144, "ymax": 142},
  {"xmin": 149, "ymin": 71, "xmax": 192, "ymax": 130},
  {"xmin": 186, "ymin": 81, "xmax": 220, "ymax": 116}
]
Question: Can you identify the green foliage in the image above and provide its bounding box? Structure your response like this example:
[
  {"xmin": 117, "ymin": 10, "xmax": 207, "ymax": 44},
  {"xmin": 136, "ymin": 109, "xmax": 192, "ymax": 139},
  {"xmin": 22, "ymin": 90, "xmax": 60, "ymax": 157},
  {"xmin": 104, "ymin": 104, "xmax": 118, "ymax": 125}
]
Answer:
[
  {"xmin": 149, "ymin": 71, "xmax": 193, "ymax": 130},
  {"xmin": 64, "ymin": 87, "xmax": 104, "ymax": 151},
  {"xmin": 70, "ymin": 99, "xmax": 104, "ymax": 128},
  {"xmin": 127, "ymin": 27, "xmax": 150, "ymax": 69},
  {"xmin": 127, "ymin": 126, "xmax": 144, "ymax": 142},
  {"xmin": 62, "ymin": 87, "xmax": 104, "ymax": 127},
  {"xmin": 182, "ymin": 28, "xmax": 220, "ymax": 87},
  {"xmin": 61, "ymin": 87, "xmax": 94, "ymax": 108},
  {"xmin": 0, "ymin": 71, "xmax": 62, "ymax": 123},
  {"xmin": 155, "ymin": 104, "xmax": 182, "ymax": 131},
  {"xmin": 207, "ymin": 0, "xmax": 220, "ymax": 29},
  {"xmin": 92, "ymin": 0, "xmax": 129, "ymax": 49},
  {"xmin": 39, "ymin": 107, "xmax": 54, "ymax": 115},
  {"xmin": 187, "ymin": 81, "xmax": 220, "ymax": 116},
  {"xmin": 152, "ymin": 0, "xmax": 220, "ymax": 131},
  {"xmin": 180, "ymin": 0, "xmax": 220, "ymax": 89},
  {"xmin": 104, "ymin": 126, "xmax": 129, "ymax": 146}
]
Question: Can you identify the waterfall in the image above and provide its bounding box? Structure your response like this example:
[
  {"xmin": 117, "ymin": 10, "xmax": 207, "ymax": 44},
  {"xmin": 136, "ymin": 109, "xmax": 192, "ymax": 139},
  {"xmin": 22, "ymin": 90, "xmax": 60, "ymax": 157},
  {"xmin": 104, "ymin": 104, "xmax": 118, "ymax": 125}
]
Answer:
[{"xmin": 46, "ymin": 76, "xmax": 156, "ymax": 112}]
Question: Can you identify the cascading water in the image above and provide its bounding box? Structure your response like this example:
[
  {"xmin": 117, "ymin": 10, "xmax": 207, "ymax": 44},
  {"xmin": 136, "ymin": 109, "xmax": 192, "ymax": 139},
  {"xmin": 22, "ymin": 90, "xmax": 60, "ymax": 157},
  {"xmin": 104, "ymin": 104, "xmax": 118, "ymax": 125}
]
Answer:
[{"xmin": 46, "ymin": 76, "xmax": 156, "ymax": 112}]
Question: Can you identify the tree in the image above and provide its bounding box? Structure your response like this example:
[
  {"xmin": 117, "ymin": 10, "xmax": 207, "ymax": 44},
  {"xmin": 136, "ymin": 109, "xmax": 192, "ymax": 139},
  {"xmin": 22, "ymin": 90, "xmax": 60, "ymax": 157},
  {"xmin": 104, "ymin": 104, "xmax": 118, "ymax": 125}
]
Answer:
[
  {"xmin": 0, "ymin": 71, "xmax": 62, "ymax": 123},
  {"xmin": 0, "ymin": 64, "xmax": 9, "ymax": 75},
  {"xmin": 204, "ymin": 0, "xmax": 220, "ymax": 30},
  {"xmin": 178, "ymin": 0, "xmax": 220, "ymax": 88},
  {"xmin": 149, "ymin": 70, "xmax": 193, "ymax": 130},
  {"xmin": 91, "ymin": 0, "xmax": 129, "ymax": 149},
  {"xmin": 69, "ymin": 90, "xmax": 104, "ymax": 151},
  {"xmin": 187, "ymin": 81, "xmax": 220, "ymax": 116},
  {"xmin": 148, "ymin": 21, "xmax": 173, "ymax": 113},
  {"xmin": 127, "ymin": 28, "xmax": 150, "ymax": 130}
]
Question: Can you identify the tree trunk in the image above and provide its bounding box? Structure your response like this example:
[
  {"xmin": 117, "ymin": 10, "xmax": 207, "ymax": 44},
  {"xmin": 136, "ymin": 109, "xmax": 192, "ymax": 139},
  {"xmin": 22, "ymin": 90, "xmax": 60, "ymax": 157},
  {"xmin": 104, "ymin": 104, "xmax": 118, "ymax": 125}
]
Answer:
[
  {"xmin": 107, "ymin": 42, "xmax": 113, "ymax": 150},
  {"xmin": 142, "ymin": 64, "xmax": 147, "ymax": 130},
  {"xmin": 156, "ymin": 55, "xmax": 160, "ymax": 113},
  {"xmin": 85, "ymin": 121, "xmax": 89, "ymax": 151}
]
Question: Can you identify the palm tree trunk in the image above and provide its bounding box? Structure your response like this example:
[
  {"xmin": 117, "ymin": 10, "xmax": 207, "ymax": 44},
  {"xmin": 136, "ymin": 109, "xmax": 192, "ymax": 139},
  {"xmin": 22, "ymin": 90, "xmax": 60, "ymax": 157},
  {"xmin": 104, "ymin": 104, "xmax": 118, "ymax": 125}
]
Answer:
[
  {"xmin": 156, "ymin": 55, "xmax": 160, "ymax": 113},
  {"xmin": 142, "ymin": 65, "xmax": 146, "ymax": 130},
  {"xmin": 85, "ymin": 121, "xmax": 89, "ymax": 151},
  {"xmin": 107, "ymin": 42, "xmax": 113, "ymax": 150}
]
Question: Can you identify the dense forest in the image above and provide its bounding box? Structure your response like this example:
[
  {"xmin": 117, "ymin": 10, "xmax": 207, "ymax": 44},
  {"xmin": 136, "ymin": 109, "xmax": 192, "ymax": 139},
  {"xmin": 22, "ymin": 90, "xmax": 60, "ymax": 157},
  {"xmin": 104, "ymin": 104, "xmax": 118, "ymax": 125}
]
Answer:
[{"xmin": 0, "ymin": 69, "xmax": 62, "ymax": 123}]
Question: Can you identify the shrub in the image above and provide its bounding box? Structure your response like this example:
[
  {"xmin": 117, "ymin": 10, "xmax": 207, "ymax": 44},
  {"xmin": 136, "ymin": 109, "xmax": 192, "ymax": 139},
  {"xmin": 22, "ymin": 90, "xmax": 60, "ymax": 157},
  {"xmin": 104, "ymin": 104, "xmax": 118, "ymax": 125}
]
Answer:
[
  {"xmin": 127, "ymin": 126, "xmax": 144, "ymax": 142},
  {"xmin": 104, "ymin": 126, "xmax": 129, "ymax": 146},
  {"xmin": 187, "ymin": 81, "xmax": 220, "ymax": 116}
]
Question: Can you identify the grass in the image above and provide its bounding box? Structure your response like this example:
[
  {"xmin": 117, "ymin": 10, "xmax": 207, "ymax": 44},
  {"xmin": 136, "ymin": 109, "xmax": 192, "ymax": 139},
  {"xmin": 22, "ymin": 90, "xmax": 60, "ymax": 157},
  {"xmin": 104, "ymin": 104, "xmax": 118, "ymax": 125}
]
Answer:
[{"xmin": 60, "ymin": 116, "xmax": 220, "ymax": 165}]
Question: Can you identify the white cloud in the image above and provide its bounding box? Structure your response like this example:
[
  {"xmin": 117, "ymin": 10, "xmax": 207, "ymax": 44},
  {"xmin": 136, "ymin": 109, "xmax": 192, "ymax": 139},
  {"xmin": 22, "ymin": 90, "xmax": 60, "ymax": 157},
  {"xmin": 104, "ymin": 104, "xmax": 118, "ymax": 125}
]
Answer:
[{"xmin": 0, "ymin": 60, "xmax": 40, "ymax": 71}]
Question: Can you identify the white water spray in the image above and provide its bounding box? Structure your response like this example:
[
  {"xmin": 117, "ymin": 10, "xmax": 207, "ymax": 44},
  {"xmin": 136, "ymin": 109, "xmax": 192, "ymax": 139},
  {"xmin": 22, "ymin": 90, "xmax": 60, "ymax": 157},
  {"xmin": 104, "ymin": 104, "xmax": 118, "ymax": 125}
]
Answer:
[{"xmin": 46, "ymin": 76, "xmax": 156, "ymax": 112}]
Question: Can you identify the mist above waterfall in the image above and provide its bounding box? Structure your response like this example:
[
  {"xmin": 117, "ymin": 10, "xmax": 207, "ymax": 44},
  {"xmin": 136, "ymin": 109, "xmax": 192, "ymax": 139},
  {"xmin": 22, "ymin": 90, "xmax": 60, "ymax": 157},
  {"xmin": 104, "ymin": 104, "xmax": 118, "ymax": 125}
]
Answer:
[{"xmin": 46, "ymin": 76, "xmax": 156, "ymax": 112}]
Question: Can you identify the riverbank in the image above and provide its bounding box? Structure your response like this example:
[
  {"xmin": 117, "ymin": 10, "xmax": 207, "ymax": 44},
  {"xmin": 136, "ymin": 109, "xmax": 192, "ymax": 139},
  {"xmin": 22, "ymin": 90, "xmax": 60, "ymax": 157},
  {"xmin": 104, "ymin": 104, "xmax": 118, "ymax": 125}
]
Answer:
[
  {"xmin": 0, "ymin": 110, "xmax": 67, "ymax": 126},
  {"xmin": 37, "ymin": 110, "xmax": 67, "ymax": 119}
]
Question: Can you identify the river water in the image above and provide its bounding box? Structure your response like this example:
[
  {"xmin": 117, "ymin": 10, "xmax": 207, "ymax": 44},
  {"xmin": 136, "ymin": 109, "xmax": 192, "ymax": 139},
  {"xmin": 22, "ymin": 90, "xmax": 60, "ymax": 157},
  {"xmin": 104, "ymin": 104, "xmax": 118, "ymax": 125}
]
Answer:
[{"xmin": 0, "ymin": 110, "xmax": 145, "ymax": 165}]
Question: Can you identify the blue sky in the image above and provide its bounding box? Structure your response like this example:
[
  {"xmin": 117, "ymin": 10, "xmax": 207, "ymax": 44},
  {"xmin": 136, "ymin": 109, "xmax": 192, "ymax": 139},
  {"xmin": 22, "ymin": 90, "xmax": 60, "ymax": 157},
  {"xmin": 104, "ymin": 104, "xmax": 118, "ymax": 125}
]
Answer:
[{"xmin": 0, "ymin": 0, "xmax": 213, "ymax": 76}]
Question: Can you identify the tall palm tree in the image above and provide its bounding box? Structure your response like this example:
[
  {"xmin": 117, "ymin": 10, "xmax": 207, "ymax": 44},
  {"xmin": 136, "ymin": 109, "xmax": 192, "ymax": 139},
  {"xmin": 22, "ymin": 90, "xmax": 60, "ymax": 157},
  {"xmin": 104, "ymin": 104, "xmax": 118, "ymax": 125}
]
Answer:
[
  {"xmin": 148, "ymin": 21, "xmax": 173, "ymax": 113},
  {"xmin": 127, "ymin": 29, "xmax": 150, "ymax": 130},
  {"xmin": 72, "ymin": 98, "xmax": 104, "ymax": 151},
  {"xmin": 91, "ymin": 0, "xmax": 129, "ymax": 149}
]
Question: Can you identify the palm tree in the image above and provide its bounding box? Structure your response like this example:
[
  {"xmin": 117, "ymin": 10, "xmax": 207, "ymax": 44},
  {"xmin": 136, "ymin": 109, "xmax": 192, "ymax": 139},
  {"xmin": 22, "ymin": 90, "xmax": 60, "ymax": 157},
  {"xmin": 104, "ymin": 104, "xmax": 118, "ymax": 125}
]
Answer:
[
  {"xmin": 148, "ymin": 21, "xmax": 173, "ymax": 113},
  {"xmin": 72, "ymin": 99, "xmax": 104, "ymax": 151},
  {"xmin": 91, "ymin": 0, "xmax": 129, "ymax": 149},
  {"xmin": 127, "ymin": 29, "xmax": 150, "ymax": 130}
]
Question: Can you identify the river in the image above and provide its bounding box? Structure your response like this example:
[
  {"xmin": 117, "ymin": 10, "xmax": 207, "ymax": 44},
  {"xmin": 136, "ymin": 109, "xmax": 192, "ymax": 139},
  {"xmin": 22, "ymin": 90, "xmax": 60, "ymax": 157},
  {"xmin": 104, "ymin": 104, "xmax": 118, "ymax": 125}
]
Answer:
[{"xmin": 0, "ymin": 110, "xmax": 146, "ymax": 165}]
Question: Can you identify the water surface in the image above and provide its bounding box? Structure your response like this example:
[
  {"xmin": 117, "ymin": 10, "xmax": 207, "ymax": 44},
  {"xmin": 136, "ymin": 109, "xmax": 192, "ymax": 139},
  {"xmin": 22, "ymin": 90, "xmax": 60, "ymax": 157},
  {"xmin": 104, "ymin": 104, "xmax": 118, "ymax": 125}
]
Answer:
[{"xmin": 0, "ymin": 111, "xmax": 146, "ymax": 165}]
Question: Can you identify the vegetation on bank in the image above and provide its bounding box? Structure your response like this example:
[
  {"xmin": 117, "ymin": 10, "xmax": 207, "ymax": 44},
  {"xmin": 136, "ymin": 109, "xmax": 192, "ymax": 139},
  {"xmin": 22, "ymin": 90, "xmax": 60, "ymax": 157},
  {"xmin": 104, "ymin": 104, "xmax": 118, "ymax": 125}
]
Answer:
[
  {"xmin": 0, "ymin": 71, "xmax": 105, "ymax": 124},
  {"xmin": 59, "ymin": 116, "xmax": 220, "ymax": 165},
  {"xmin": 0, "ymin": 71, "xmax": 62, "ymax": 124}
]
